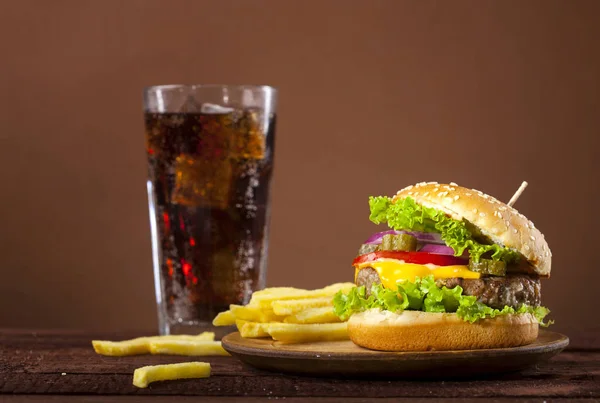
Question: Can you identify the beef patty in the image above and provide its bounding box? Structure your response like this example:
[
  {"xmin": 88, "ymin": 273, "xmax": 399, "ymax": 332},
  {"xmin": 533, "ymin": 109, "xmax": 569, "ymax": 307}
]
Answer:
[{"xmin": 355, "ymin": 267, "xmax": 541, "ymax": 309}]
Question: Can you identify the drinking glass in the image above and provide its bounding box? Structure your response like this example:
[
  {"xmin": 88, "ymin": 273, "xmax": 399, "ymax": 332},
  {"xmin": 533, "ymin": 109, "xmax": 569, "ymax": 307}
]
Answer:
[{"xmin": 143, "ymin": 85, "xmax": 277, "ymax": 335}]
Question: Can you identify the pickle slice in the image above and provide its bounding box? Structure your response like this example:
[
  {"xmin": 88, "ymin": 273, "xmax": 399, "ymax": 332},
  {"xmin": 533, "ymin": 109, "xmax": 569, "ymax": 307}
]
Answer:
[
  {"xmin": 357, "ymin": 243, "xmax": 380, "ymax": 256},
  {"xmin": 380, "ymin": 234, "xmax": 418, "ymax": 252},
  {"xmin": 468, "ymin": 259, "xmax": 507, "ymax": 276}
]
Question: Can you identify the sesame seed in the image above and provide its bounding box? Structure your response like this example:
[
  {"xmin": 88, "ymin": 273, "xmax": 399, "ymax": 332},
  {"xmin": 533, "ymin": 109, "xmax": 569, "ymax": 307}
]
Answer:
[
  {"xmin": 530, "ymin": 235, "xmax": 535, "ymax": 241},
  {"xmin": 450, "ymin": 182, "xmax": 458, "ymax": 186},
  {"xmin": 418, "ymin": 182, "xmax": 426, "ymax": 186},
  {"xmin": 513, "ymin": 228, "xmax": 518, "ymax": 234},
  {"xmin": 426, "ymin": 181, "xmax": 437, "ymax": 185},
  {"xmin": 499, "ymin": 206, "xmax": 506, "ymax": 211},
  {"xmin": 505, "ymin": 220, "xmax": 510, "ymax": 227},
  {"xmin": 405, "ymin": 185, "xmax": 413, "ymax": 190},
  {"xmin": 482, "ymin": 195, "xmax": 489, "ymax": 199},
  {"xmin": 408, "ymin": 192, "xmax": 413, "ymax": 195},
  {"xmin": 414, "ymin": 191, "xmax": 419, "ymax": 196},
  {"xmin": 465, "ymin": 193, "xmax": 472, "ymax": 196},
  {"xmin": 472, "ymin": 208, "xmax": 478, "ymax": 213},
  {"xmin": 524, "ymin": 245, "xmax": 530, "ymax": 251},
  {"xmin": 454, "ymin": 195, "xmax": 460, "ymax": 201},
  {"xmin": 479, "ymin": 212, "xmax": 486, "ymax": 217},
  {"xmin": 423, "ymin": 192, "xmax": 429, "ymax": 196},
  {"xmin": 498, "ymin": 212, "xmax": 503, "ymax": 219},
  {"xmin": 545, "ymin": 251, "xmax": 549, "ymax": 257}
]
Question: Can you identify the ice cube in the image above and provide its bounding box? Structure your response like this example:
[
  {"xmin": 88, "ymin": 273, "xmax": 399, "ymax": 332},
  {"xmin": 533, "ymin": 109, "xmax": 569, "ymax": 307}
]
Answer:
[
  {"xmin": 231, "ymin": 109, "xmax": 266, "ymax": 160},
  {"xmin": 201, "ymin": 103, "xmax": 235, "ymax": 114},
  {"xmin": 172, "ymin": 154, "xmax": 232, "ymax": 208}
]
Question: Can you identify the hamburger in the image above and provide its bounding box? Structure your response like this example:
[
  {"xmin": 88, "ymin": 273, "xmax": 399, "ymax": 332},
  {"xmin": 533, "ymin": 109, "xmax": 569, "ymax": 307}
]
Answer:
[{"xmin": 333, "ymin": 182, "xmax": 552, "ymax": 351}]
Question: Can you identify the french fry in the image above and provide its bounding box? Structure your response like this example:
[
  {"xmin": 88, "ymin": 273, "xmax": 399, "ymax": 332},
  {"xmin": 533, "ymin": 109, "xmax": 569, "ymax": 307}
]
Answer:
[
  {"xmin": 266, "ymin": 322, "xmax": 349, "ymax": 343},
  {"xmin": 92, "ymin": 338, "xmax": 149, "ymax": 356},
  {"xmin": 212, "ymin": 282, "xmax": 354, "ymax": 341},
  {"xmin": 284, "ymin": 306, "xmax": 341, "ymax": 324},
  {"xmin": 236, "ymin": 319, "xmax": 270, "ymax": 338},
  {"xmin": 250, "ymin": 283, "xmax": 354, "ymax": 298},
  {"xmin": 322, "ymin": 282, "xmax": 356, "ymax": 293},
  {"xmin": 249, "ymin": 283, "xmax": 355, "ymax": 305},
  {"xmin": 250, "ymin": 286, "xmax": 308, "ymax": 298},
  {"xmin": 133, "ymin": 362, "xmax": 211, "ymax": 388},
  {"xmin": 161, "ymin": 333, "xmax": 215, "ymax": 342},
  {"xmin": 148, "ymin": 340, "xmax": 230, "ymax": 356},
  {"xmin": 272, "ymin": 297, "xmax": 333, "ymax": 316},
  {"xmin": 92, "ymin": 332, "xmax": 214, "ymax": 356},
  {"xmin": 230, "ymin": 304, "xmax": 284, "ymax": 323},
  {"xmin": 212, "ymin": 310, "xmax": 236, "ymax": 326}
]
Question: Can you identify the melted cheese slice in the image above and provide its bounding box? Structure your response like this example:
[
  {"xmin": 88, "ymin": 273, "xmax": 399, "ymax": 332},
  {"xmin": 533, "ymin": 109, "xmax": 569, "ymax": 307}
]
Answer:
[{"xmin": 355, "ymin": 259, "xmax": 480, "ymax": 290}]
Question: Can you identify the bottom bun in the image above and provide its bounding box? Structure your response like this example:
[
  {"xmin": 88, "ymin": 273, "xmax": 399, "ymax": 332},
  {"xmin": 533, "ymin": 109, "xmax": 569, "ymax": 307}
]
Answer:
[{"xmin": 347, "ymin": 309, "xmax": 539, "ymax": 351}]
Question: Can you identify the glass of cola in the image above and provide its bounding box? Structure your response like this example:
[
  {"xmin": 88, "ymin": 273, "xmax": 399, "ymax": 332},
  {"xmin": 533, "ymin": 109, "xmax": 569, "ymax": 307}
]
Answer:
[{"xmin": 143, "ymin": 85, "xmax": 277, "ymax": 335}]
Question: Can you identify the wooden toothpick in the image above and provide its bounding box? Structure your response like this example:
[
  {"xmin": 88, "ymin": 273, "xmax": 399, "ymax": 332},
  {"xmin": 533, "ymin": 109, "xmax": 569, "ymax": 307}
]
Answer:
[{"xmin": 507, "ymin": 181, "xmax": 528, "ymax": 207}]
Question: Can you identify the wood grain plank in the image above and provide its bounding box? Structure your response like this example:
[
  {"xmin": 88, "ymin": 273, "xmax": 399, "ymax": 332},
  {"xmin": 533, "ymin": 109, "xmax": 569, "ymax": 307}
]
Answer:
[
  {"xmin": 0, "ymin": 330, "xmax": 598, "ymax": 398},
  {"xmin": 1, "ymin": 352, "xmax": 598, "ymax": 398},
  {"xmin": 1, "ymin": 397, "xmax": 599, "ymax": 403}
]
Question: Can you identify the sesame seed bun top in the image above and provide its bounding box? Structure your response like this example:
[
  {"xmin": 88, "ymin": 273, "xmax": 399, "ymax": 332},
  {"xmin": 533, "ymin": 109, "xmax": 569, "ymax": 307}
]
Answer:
[{"xmin": 393, "ymin": 182, "xmax": 551, "ymax": 277}]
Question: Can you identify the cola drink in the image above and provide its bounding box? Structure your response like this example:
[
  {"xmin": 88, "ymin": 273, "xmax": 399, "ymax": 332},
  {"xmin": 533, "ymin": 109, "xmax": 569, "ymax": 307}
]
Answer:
[{"xmin": 144, "ymin": 105, "xmax": 275, "ymax": 333}]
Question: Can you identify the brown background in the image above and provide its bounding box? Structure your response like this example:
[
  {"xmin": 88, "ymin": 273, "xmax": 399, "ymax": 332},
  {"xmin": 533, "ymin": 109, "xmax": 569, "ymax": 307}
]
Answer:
[{"xmin": 1, "ymin": 0, "xmax": 599, "ymax": 336}]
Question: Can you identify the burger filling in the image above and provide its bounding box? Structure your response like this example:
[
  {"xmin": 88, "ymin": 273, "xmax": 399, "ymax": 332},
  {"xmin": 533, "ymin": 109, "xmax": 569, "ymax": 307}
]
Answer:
[
  {"xmin": 335, "ymin": 271, "xmax": 551, "ymax": 326},
  {"xmin": 356, "ymin": 268, "xmax": 541, "ymax": 310},
  {"xmin": 333, "ymin": 194, "xmax": 552, "ymax": 326}
]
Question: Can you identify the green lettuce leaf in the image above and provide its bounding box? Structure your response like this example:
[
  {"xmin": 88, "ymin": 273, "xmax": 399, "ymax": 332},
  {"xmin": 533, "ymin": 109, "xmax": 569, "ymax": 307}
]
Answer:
[
  {"xmin": 368, "ymin": 196, "xmax": 520, "ymax": 263},
  {"xmin": 517, "ymin": 304, "xmax": 554, "ymax": 327},
  {"xmin": 333, "ymin": 285, "xmax": 370, "ymax": 321},
  {"xmin": 420, "ymin": 276, "xmax": 462, "ymax": 313},
  {"xmin": 396, "ymin": 280, "xmax": 424, "ymax": 310},
  {"xmin": 333, "ymin": 275, "xmax": 552, "ymax": 326},
  {"xmin": 455, "ymin": 298, "xmax": 553, "ymax": 327},
  {"xmin": 333, "ymin": 284, "xmax": 408, "ymax": 321},
  {"xmin": 455, "ymin": 296, "xmax": 516, "ymax": 323}
]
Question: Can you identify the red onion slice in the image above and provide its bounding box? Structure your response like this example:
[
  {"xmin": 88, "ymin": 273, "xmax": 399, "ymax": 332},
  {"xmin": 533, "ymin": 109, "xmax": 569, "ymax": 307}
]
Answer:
[
  {"xmin": 419, "ymin": 244, "xmax": 470, "ymax": 260},
  {"xmin": 418, "ymin": 244, "xmax": 455, "ymax": 255}
]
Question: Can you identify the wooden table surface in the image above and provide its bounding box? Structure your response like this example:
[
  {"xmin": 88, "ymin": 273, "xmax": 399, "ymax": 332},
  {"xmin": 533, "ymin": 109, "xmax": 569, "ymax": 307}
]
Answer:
[{"xmin": 1, "ymin": 328, "xmax": 599, "ymax": 402}]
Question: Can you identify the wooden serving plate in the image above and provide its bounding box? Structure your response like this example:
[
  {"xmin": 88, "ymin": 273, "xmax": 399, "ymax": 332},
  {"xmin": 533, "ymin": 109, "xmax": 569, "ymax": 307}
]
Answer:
[{"xmin": 222, "ymin": 329, "xmax": 569, "ymax": 378}]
